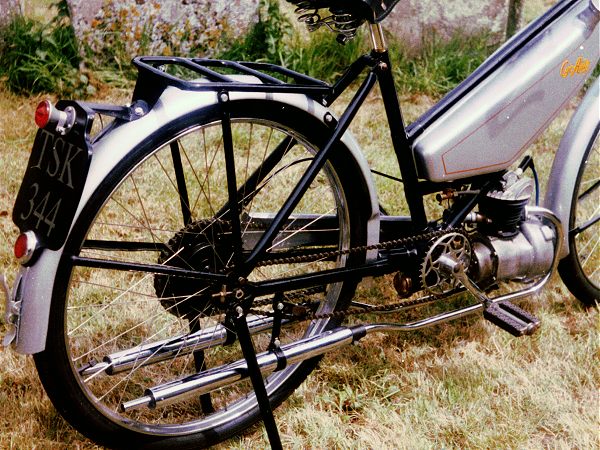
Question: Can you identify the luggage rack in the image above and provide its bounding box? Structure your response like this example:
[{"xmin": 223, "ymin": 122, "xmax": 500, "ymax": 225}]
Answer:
[{"xmin": 132, "ymin": 56, "xmax": 333, "ymax": 108}]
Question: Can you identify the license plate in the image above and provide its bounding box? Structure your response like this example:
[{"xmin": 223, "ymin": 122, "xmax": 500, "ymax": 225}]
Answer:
[{"xmin": 13, "ymin": 101, "xmax": 93, "ymax": 251}]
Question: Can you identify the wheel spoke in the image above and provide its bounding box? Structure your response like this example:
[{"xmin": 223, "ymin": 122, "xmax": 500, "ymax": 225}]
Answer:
[
  {"xmin": 578, "ymin": 178, "xmax": 599, "ymax": 201},
  {"xmin": 40, "ymin": 112, "xmax": 360, "ymax": 443},
  {"xmin": 571, "ymin": 207, "xmax": 600, "ymax": 235}
]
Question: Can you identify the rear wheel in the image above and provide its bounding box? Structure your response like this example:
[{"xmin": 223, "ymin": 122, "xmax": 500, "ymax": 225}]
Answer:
[
  {"xmin": 33, "ymin": 100, "xmax": 369, "ymax": 448},
  {"xmin": 558, "ymin": 129, "xmax": 599, "ymax": 305}
]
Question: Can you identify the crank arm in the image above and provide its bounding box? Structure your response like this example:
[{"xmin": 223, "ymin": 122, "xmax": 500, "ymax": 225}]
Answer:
[{"xmin": 436, "ymin": 255, "xmax": 490, "ymax": 304}]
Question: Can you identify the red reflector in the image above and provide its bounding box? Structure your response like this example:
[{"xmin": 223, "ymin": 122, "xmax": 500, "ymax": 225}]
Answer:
[
  {"xmin": 14, "ymin": 234, "xmax": 29, "ymax": 259},
  {"xmin": 35, "ymin": 100, "xmax": 52, "ymax": 128},
  {"xmin": 14, "ymin": 231, "xmax": 37, "ymax": 264}
]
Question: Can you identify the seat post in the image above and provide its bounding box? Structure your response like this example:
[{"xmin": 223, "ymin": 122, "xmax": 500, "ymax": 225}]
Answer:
[{"xmin": 369, "ymin": 23, "xmax": 387, "ymax": 52}]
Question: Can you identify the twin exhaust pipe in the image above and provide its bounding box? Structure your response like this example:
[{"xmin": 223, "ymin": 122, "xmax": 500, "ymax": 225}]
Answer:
[{"xmin": 115, "ymin": 207, "xmax": 560, "ymax": 413}]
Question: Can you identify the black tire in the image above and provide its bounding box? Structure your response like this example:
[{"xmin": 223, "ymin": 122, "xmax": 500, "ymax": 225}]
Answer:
[
  {"xmin": 33, "ymin": 100, "xmax": 370, "ymax": 448},
  {"xmin": 558, "ymin": 128, "xmax": 599, "ymax": 305}
]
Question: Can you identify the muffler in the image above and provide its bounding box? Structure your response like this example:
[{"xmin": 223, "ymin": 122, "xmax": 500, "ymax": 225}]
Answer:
[
  {"xmin": 120, "ymin": 325, "xmax": 366, "ymax": 411},
  {"xmin": 80, "ymin": 314, "xmax": 289, "ymax": 377}
]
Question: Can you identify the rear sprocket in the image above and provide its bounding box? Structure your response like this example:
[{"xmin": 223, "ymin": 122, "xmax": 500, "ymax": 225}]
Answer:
[{"xmin": 154, "ymin": 219, "xmax": 232, "ymax": 319}]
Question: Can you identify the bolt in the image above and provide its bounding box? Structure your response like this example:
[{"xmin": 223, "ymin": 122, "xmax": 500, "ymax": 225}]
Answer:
[
  {"xmin": 393, "ymin": 272, "xmax": 413, "ymax": 298},
  {"xmin": 378, "ymin": 62, "xmax": 388, "ymax": 71},
  {"xmin": 220, "ymin": 92, "xmax": 229, "ymax": 103},
  {"xmin": 324, "ymin": 113, "xmax": 333, "ymax": 123},
  {"xmin": 134, "ymin": 106, "xmax": 145, "ymax": 116},
  {"xmin": 277, "ymin": 302, "xmax": 284, "ymax": 311},
  {"xmin": 235, "ymin": 306, "xmax": 244, "ymax": 317}
]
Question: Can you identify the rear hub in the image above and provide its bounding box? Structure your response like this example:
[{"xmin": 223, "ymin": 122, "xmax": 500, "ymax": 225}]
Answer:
[{"xmin": 154, "ymin": 219, "xmax": 233, "ymax": 319}]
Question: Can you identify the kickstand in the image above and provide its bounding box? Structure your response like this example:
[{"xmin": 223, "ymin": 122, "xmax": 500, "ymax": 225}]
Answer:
[{"xmin": 234, "ymin": 307, "xmax": 283, "ymax": 450}]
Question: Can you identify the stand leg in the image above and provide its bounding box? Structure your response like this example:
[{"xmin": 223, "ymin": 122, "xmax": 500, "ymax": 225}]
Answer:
[
  {"xmin": 189, "ymin": 319, "xmax": 215, "ymax": 414},
  {"xmin": 234, "ymin": 311, "xmax": 283, "ymax": 450}
]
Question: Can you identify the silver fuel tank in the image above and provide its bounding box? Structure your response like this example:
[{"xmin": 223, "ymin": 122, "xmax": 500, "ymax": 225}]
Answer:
[{"xmin": 412, "ymin": 0, "xmax": 599, "ymax": 182}]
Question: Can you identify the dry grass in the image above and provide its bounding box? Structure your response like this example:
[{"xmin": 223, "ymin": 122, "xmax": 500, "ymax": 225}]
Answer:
[
  {"xmin": 0, "ymin": 1, "xmax": 598, "ymax": 446},
  {"xmin": 0, "ymin": 76, "xmax": 597, "ymax": 449}
]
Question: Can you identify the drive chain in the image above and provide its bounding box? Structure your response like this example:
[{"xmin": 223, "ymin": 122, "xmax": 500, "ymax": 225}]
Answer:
[
  {"xmin": 255, "ymin": 227, "xmax": 456, "ymax": 267},
  {"xmin": 247, "ymin": 291, "xmax": 447, "ymax": 323},
  {"xmin": 163, "ymin": 217, "xmax": 462, "ymax": 322},
  {"xmin": 248, "ymin": 227, "xmax": 462, "ymax": 322}
]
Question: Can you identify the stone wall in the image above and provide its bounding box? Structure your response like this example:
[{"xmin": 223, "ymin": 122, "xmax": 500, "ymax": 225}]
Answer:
[
  {"xmin": 0, "ymin": 0, "xmax": 22, "ymax": 26},
  {"xmin": 379, "ymin": 0, "xmax": 512, "ymax": 50},
  {"xmin": 66, "ymin": 0, "xmax": 260, "ymax": 60},
  {"xmin": 66, "ymin": 0, "xmax": 518, "ymax": 60}
]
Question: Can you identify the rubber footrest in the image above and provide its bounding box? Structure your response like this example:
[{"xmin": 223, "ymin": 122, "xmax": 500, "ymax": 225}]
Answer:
[{"xmin": 483, "ymin": 301, "xmax": 540, "ymax": 337}]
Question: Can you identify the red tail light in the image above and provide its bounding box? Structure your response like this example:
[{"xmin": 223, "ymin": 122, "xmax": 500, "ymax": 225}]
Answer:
[
  {"xmin": 14, "ymin": 231, "xmax": 38, "ymax": 265},
  {"xmin": 35, "ymin": 100, "xmax": 53, "ymax": 128},
  {"xmin": 34, "ymin": 100, "xmax": 76, "ymax": 134}
]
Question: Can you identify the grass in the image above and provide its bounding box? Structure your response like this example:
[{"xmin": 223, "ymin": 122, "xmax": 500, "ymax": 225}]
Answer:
[
  {"xmin": 0, "ymin": 2, "xmax": 94, "ymax": 97},
  {"xmin": 0, "ymin": 1, "xmax": 598, "ymax": 448},
  {"xmin": 0, "ymin": 80, "xmax": 597, "ymax": 449}
]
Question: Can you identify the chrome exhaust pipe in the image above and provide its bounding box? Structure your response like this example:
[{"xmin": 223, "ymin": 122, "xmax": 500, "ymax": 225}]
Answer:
[
  {"xmin": 85, "ymin": 290, "xmax": 453, "ymax": 379},
  {"xmin": 119, "ymin": 290, "xmax": 491, "ymax": 413},
  {"xmin": 80, "ymin": 314, "xmax": 288, "ymax": 378},
  {"xmin": 120, "ymin": 325, "xmax": 363, "ymax": 412},
  {"xmin": 119, "ymin": 278, "xmax": 556, "ymax": 413},
  {"xmin": 120, "ymin": 291, "xmax": 494, "ymax": 413},
  {"xmin": 119, "ymin": 208, "xmax": 563, "ymax": 413}
]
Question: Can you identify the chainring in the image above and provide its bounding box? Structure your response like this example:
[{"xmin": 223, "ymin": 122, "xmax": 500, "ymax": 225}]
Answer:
[
  {"xmin": 154, "ymin": 219, "xmax": 232, "ymax": 319},
  {"xmin": 420, "ymin": 231, "xmax": 472, "ymax": 295}
]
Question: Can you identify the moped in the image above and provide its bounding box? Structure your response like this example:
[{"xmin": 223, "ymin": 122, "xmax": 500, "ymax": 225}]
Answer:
[{"xmin": 3, "ymin": 0, "xmax": 598, "ymax": 448}]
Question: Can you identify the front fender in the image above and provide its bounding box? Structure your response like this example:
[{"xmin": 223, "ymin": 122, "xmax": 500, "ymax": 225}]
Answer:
[
  {"xmin": 11, "ymin": 87, "xmax": 379, "ymax": 354},
  {"xmin": 544, "ymin": 78, "xmax": 599, "ymax": 259}
]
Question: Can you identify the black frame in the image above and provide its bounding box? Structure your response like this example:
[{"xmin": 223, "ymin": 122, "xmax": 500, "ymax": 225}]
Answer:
[
  {"xmin": 68, "ymin": 0, "xmax": 580, "ymax": 302},
  {"xmin": 125, "ymin": 47, "xmax": 490, "ymax": 297},
  {"xmin": 78, "ymin": 50, "xmax": 428, "ymax": 298}
]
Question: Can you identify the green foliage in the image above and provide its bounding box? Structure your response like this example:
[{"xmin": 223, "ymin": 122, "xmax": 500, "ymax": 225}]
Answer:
[
  {"xmin": 280, "ymin": 31, "xmax": 365, "ymax": 83},
  {"xmin": 220, "ymin": 0, "xmax": 364, "ymax": 84},
  {"xmin": 220, "ymin": 2, "xmax": 492, "ymax": 93},
  {"xmin": 391, "ymin": 32, "xmax": 495, "ymax": 97},
  {"xmin": 220, "ymin": 0, "xmax": 289, "ymax": 64},
  {"xmin": 0, "ymin": 1, "xmax": 92, "ymax": 97},
  {"xmin": 0, "ymin": 0, "xmax": 499, "ymax": 99}
]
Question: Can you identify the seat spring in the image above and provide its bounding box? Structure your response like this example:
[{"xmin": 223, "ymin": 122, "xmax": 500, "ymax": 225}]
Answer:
[{"xmin": 286, "ymin": 0, "xmax": 364, "ymax": 41}]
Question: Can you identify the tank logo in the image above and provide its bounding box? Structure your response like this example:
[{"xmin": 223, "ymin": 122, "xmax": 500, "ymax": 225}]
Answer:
[{"xmin": 560, "ymin": 56, "xmax": 590, "ymax": 78}]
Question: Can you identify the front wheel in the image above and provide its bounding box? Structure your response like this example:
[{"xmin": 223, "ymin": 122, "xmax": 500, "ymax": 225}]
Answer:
[
  {"xmin": 33, "ymin": 100, "xmax": 370, "ymax": 448},
  {"xmin": 558, "ymin": 128, "xmax": 599, "ymax": 305}
]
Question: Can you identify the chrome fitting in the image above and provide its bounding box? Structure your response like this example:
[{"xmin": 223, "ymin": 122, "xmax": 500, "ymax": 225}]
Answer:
[
  {"xmin": 369, "ymin": 23, "xmax": 387, "ymax": 53},
  {"xmin": 2, "ymin": 274, "xmax": 21, "ymax": 347}
]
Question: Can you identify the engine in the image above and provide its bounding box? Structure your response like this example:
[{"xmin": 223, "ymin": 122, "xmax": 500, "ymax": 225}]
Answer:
[{"xmin": 469, "ymin": 170, "xmax": 556, "ymax": 287}]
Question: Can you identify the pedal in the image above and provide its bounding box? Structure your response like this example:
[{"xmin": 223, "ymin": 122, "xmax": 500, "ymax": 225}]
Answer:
[
  {"xmin": 483, "ymin": 301, "xmax": 540, "ymax": 337},
  {"xmin": 435, "ymin": 254, "xmax": 540, "ymax": 337}
]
